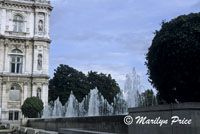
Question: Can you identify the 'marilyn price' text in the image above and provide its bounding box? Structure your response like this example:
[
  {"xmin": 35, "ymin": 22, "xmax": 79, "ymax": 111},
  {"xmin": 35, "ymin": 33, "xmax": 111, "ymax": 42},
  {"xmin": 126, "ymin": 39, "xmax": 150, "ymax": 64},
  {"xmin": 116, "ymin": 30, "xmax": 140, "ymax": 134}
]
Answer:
[{"xmin": 135, "ymin": 116, "xmax": 192, "ymax": 126}]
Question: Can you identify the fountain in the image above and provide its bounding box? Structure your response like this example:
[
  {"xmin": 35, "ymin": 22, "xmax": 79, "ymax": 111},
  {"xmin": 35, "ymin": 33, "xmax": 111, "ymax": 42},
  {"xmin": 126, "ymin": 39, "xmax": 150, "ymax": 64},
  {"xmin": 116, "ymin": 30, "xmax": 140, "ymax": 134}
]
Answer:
[
  {"xmin": 52, "ymin": 97, "xmax": 63, "ymax": 117},
  {"xmin": 65, "ymin": 92, "xmax": 79, "ymax": 117},
  {"xmin": 123, "ymin": 68, "xmax": 142, "ymax": 107},
  {"xmin": 88, "ymin": 88, "xmax": 100, "ymax": 116},
  {"xmin": 42, "ymin": 68, "xmax": 144, "ymax": 118},
  {"xmin": 43, "ymin": 88, "xmax": 116, "ymax": 117}
]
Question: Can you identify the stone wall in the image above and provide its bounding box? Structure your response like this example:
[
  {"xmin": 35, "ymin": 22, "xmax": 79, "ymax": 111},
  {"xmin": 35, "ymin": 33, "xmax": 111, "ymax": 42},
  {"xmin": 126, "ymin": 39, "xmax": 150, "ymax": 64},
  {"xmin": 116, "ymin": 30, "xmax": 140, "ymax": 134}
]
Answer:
[
  {"xmin": 128, "ymin": 102, "xmax": 200, "ymax": 134},
  {"xmin": 27, "ymin": 115, "xmax": 128, "ymax": 134}
]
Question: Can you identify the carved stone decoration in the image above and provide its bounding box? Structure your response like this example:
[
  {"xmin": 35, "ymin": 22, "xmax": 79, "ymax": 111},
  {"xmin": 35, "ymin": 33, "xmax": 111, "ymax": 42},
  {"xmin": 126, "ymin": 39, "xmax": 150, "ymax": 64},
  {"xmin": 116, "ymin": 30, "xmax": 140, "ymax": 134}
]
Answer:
[
  {"xmin": 25, "ymin": 44, "xmax": 29, "ymax": 49},
  {"xmin": 38, "ymin": 54, "xmax": 42, "ymax": 70},
  {"xmin": 4, "ymin": 39, "xmax": 9, "ymax": 47},
  {"xmin": 38, "ymin": 12, "xmax": 45, "ymax": 34},
  {"xmin": 42, "ymin": 82, "xmax": 48, "ymax": 86},
  {"xmin": 4, "ymin": 43, "xmax": 8, "ymax": 47},
  {"xmin": 32, "ymin": 82, "xmax": 37, "ymax": 85},
  {"xmin": 2, "ymin": 81, "xmax": 7, "ymax": 85},
  {"xmin": 38, "ymin": 20, "xmax": 43, "ymax": 32},
  {"xmin": 23, "ymin": 81, "xmax": 28, "ymax": 86},
  {"xmin": 13, "ymin": 44, "xmax": 21, "ymax": 49}
]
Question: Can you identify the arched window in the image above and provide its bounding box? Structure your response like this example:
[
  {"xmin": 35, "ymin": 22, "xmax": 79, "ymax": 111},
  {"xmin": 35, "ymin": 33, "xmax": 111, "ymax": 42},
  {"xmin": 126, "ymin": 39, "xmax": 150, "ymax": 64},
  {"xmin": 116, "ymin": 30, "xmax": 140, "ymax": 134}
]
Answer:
[
  {"xmin": 10, "ymin": 49, "xmax": 23, "ymax": 73},
  {"xmin": 13, "ymin": 15, "xmax": 23, "ymax": 32},
  {"xmin": 37, "ymin": 88, "xmax": 41, "ymax": 99},
  {"xmin": 12, "ymin": 49, "xmax": 22, "ymax": 54},
  {"xmin": 9, "ymin": 84, "xmax": 21, "ymax": 101}
]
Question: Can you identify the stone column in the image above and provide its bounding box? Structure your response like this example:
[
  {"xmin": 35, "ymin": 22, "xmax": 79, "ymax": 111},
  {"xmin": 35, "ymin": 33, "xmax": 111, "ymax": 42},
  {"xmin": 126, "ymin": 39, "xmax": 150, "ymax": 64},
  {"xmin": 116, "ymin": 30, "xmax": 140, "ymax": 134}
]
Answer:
[
  {"xmin": 24, "ymin": 42, "xmax": 29, "ymax": 74},
  {"xmin": 0, "ymin": 9, "xmax": 2, "ymax": 33},
  {"xmin": 41, "ymin": 83, "xmax": 45, "ymax": 104},
  {"xmin": 1, "ymin": 9, "xmax": 6, "ymax": 34},
  {"xmin": 26, "ymin": 13, "xmax": 30, "ymax": 33},
  {"xmin": 44, "ymin": 13, "xmax": 46, "ymax": 36},
  {"xmin": 1, "ymin": 81, "xmax": 7, "ymax": 110},
  {"xmin": 33, "ymin": 45, "xmax": 38, "ymax": 74},
  {"xmin": 23, "ymin": 82, "xmax": 28, "ymax": 101},
  {"xmin": 4, "ymin": 41, "xmax": 9, "ymax": 73},
  {"xmin": 48, "ymin": 13, "xmax": 50, "ymax": 37},
  {"xmin": 42, "ymin": 82, "xmax": 48, "ymax": 106},
  {"xmin": 44, "ymin": 13, "xmax": 49, "ymax": 37},
  {"xmin": 3, "ymin": 42, "xmax": 8, "ymax": 72},
  {"xmin": 43, "ymin": 46, "xmax": 46, "ymax": 74},
  {"xmin": 32, "ymin": 82, "xmax": 37, "ymax": 97},
  {"xmin": 0, "ymin": 107, "xmax": 1, "ymax": 120},
  {"xmin": 47, "ymin": 45, "xmax": 50, "ymax": 75},
  {"xmin": 34, "ymin": 11, "xmax": 38, "ymax": 35}
]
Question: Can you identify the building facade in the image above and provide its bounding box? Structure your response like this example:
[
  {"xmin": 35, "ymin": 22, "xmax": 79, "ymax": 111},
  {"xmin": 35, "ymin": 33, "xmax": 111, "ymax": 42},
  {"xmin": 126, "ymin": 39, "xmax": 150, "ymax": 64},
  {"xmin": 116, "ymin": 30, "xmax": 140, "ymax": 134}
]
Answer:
[{"xmin": 0, "ymin": 0, "xmax": 52, "ymax": 122}]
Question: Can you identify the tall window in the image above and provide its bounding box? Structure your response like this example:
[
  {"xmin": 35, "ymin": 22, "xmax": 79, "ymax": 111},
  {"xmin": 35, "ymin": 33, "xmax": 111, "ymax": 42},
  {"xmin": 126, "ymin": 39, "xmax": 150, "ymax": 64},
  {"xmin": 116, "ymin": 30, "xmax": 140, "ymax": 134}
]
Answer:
[
  {"xmin": 10, "ymin": 49, "xmax": 23, "ymax": 73},
  {"xmin": 9, "ymin": 111, "xmax": 19, "ymax": 121},
  {"xmin": 9, "ymin": 112, "xmax": 13, "ymax": 120},
  {"xmin": 14, "ymin": 111, "xmax": 19, "ymax": 120},
  {"xmin": 13, "ymin": 15, "xmax": 23, "ymax": 32},
  {"xmin": 9, "ymin": 85, "xmax": 20, "ymax": 101}
]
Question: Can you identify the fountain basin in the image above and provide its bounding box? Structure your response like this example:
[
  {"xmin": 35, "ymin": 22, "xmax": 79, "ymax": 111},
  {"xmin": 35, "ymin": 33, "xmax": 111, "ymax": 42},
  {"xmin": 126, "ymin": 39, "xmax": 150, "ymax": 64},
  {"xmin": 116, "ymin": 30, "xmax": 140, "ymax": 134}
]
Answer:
[{"xmin": 27, "ymin": 115, "xmax": 128, "ymax": 134}]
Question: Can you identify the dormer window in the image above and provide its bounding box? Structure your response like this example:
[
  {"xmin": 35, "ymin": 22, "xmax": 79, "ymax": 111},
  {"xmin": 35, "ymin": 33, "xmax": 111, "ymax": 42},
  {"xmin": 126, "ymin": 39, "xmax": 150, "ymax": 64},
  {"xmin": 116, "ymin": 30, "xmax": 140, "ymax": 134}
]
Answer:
[{"xmin": 13, "ymin": 15, "xmax": 23, "ymax": 32}]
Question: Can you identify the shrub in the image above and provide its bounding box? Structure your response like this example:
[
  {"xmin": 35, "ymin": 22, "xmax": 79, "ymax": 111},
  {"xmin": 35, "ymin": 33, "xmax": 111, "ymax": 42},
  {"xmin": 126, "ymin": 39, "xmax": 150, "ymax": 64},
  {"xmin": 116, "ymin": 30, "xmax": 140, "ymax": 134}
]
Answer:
[{"xmin": 21, "ymin": 97, "xmax": 44, "ymax": 118}]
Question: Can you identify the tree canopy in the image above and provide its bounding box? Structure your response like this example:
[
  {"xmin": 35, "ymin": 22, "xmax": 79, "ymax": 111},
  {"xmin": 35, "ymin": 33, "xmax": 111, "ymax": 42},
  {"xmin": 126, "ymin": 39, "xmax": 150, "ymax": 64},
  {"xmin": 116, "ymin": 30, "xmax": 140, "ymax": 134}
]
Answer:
[
  {"xmin": 88, "ymin": 71, "xmax": 120, "ymax": 103},
  {"xmin": 21, "ymin": 97, "xmax": 43, "ymax": 118},
  {"xmin": 49, "ymin": 64, "xmax": 120, "ymax": 105},
  {"xmin": 146, "ymin": 13, "xmax": 200, "ymax": 103},
  {"xmin": 49, "ymin": 64, "xmax": 90, "ymax": 105},
  {"xmin": 138, "ymin": 89, "xmax": 157, "ymax": 107}
]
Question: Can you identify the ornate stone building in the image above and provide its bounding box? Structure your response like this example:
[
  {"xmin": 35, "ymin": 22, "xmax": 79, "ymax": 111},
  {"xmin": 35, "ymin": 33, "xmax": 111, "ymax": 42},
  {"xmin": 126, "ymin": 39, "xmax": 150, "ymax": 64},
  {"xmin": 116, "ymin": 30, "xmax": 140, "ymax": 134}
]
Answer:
[{"xmin": 0, "ymin": 0, "xmax": 52, "ymax": 122}]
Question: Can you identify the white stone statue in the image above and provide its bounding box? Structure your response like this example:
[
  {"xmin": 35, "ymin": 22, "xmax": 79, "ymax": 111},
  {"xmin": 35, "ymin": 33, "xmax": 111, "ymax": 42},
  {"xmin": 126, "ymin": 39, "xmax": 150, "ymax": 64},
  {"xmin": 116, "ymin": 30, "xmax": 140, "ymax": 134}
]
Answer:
[
  {"xmin": 38, "ymin": 54, "xmax": 42, "ymax": 70},
  {"xmin": 38, "ymin": 20, "xmax": 43, "ymax": 31}
]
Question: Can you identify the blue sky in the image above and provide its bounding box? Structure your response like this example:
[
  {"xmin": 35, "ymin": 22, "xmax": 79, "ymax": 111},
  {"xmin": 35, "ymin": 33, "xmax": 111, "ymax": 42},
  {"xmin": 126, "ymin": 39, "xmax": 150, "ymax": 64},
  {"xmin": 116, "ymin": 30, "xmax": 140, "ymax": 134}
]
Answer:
[{"xmin": 49, "ymin": 0, "xmax": 200, "ymax": 90}]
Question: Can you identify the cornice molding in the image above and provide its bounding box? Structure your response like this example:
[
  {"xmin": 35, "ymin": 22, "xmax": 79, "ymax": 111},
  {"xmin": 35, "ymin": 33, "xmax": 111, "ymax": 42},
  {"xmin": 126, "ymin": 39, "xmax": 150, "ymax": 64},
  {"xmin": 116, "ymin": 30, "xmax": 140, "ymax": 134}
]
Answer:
[
  {"xmin": 0, "ymin": 0, "xmax": 53, "ymax": 11},
  {"xmin": 0, "ymin": 73, "xmax": 50, "ymax": 79},
  {"xmin": 0, "ymin": 34, "xmax": 51, "ymax": 43}
]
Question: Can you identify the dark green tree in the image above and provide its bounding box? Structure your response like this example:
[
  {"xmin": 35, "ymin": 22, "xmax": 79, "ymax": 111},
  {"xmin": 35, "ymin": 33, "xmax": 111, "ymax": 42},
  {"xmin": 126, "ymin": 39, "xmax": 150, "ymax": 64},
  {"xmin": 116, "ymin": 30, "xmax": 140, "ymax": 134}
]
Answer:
[
  {"xmin": 21, "ymin": 97, "xmax": 43, "ymax": 118},
  {"xmin": 49, "ymin": 64, "xmax": 90, "ymax": 105},
  {"xmin": 146, "ymin": 13, "xmax": 200, "ymax": 103},
  {"xmin": 138, "ymin": 89, "xmax": 157, "ymax": 107},
  {"xmin": 49, "ymin": 64, "xmax": 121, "ymax": 105},
  {"xmin": 156, "ymin": 92, "xmax": 167, "ymax": 105},
  {"xmin": 87, "ymin": 71, "xmax": 120, "ymax": 103}
]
